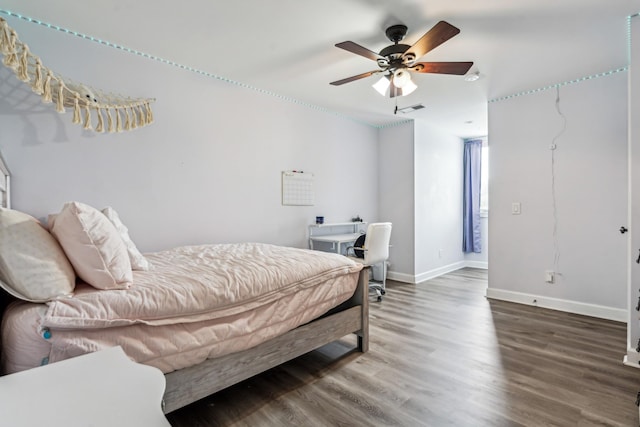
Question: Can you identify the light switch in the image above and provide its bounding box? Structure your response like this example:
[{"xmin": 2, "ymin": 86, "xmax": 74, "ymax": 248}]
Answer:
[{"xmin": 512, "ymin": 202, "xmax": 521, "ymax": 215}]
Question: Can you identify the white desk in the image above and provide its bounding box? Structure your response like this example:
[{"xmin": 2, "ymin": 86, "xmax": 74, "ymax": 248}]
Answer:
[
  {"xmin": 309, "ymin": 222, "xmax": 366, "ymax": 255},
  {"xmin": 310, "ymin": 232, "xmax": 363, "ymax": 254},
  {"xmin": 0, "ymin": 346, "xmax": 170, "ymax": 427}
]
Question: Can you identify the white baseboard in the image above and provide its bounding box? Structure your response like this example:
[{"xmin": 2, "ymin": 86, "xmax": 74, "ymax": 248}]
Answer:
[
  {"xmin": 464, "ymin": 260, "xmax": 488, "ymax": 269},
  {"xmin": 485, "ymin": 288, "xmax": 627, "ymax": 323},
  {"xmin": 623, "ymin": 351, "xmax": 640, "ymax": 368},
  {"xmin": 415, "ymin": 261, "xmax": 467, "ymax": 284},
  {"xmin": 388, "ymin": 261, "xmax": 470, "ymax": 284},
  {"xmin": 386, "ymin": 271, "xmax": 416, "ymax": 283},
  {"xmin": 387, "ymin": 264, "xmax": 623, "ymax": 323}
]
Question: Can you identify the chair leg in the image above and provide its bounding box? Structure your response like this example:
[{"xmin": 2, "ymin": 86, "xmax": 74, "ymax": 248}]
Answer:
[
  {"xmin": 368, "ymin": 266, "xmax": 379, "ymax": 302},
  {"xmin": 368, "ymin": 262, "xmax": 386, "ymax": 302}
]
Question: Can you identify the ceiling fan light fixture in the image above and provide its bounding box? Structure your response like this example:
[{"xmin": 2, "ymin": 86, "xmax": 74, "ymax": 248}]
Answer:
[
  {"xmin": 400, "ymin": 79, "xmax": 417, "ymax": 96},
  {"xmin": 393, "ymin": 69, "xmax": 411, "ymax": 88},
  {"xmin": 390, "ymin": 78, "xmax": 417, "ymax": 98},
  {"xmin": 373, "ymin": 75, "xmax": 391, "ymax": 96}
]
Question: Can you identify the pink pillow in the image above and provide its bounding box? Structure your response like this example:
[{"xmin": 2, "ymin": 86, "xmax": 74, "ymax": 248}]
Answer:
[
  {"xmin": 49, "ymin": 202, "xmax": 132, "ymax": 290},
  {"xmin": 101, "ymin": 207, "xmax": 151, "ymax": 271}
]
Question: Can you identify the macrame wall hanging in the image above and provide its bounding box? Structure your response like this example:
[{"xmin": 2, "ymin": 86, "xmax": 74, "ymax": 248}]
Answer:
[{"xmin": 0, "ymin": 17, "xmax": 155, "ymax": 133}]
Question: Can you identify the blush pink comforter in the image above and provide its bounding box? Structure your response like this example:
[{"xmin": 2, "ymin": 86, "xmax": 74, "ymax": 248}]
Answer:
[{"xmin": 2, "ymin": 243, "xmax": 362, "ymax": 374}]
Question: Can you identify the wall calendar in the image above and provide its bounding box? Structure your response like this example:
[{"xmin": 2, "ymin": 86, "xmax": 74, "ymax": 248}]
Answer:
[{"xmin": 282, "ymin": 170, "xmax": 314, "ymax": 206}]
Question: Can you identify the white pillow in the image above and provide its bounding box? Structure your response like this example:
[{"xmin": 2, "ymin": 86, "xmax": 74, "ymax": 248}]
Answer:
[
  {"xmin": 101, "ymin": 207, "xmax": 150, "ymax": 271},
  {"xmin": 49, "ymin": 202, "xmax": 132, "ymax": 290},
  {"xmin": 0, "ymin": 208, "xmax": 75, "ymax": 302}
]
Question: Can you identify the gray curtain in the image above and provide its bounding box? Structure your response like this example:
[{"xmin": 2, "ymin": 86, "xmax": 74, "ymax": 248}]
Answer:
[{"xmin": 463, "ymin": 139, "xmax": 482, "ymax": 253}]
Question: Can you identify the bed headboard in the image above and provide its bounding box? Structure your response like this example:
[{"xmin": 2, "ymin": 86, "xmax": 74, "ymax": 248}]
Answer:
[
  {"xmin": 0, "ymin": 151, "xmax": 11, "ymax": 333},
  {"xmin": 0, "ymin": 151, "xmax": 9, "ymax": 209}
]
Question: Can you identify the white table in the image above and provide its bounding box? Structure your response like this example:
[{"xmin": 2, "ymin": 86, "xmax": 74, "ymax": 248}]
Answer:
[
  {"xmin": 308, "ymin": 222, "xmax": 366, "ymax": 255},
  {"xmin": 309, "ymin": 232, "xmax": 363, "ymax": 254},
  {"xmin": 0, "ymin": 346, "xmax": 171, "ymax": 427}
]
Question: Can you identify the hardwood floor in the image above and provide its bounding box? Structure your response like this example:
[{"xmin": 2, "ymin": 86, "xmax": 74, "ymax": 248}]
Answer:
[{"xmin": 166, "ymin": 268, "xmax": 640, "ymax": 426}]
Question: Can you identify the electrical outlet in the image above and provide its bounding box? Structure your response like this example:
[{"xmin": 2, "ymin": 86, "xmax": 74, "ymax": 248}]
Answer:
[
  {"xmin": 545, "ymin": 270, "xmax": 555, "ymax": 284},
  {"xmin": 438, "ymin": 249, "xmax": 443, "ymax": 258}
]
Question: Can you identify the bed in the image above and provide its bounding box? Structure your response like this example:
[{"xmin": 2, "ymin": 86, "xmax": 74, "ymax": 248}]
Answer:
[{"xmin": 0, "ymin": 158, "xmax": 369, "ymax": 414}]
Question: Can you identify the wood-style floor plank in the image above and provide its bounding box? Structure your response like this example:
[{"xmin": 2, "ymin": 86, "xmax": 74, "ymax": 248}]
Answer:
[{"xmin": 166, "ymin": 268, "xmax": 640, "ymax": 426}]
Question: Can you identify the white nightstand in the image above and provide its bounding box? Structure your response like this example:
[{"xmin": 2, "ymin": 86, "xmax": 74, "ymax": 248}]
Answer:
[{"xmin": 0, "ymin": 346, "xmax": 170, "ymax": 427}]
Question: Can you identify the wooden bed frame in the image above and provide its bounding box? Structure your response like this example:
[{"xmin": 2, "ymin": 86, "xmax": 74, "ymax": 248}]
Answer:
[
  {"xmin": 0, "ymin": 151, "xmax": 369, "ymax": 414},
  {"xmin": 163, "ymin": 269, "xmax": 369, "ymax": 413}
]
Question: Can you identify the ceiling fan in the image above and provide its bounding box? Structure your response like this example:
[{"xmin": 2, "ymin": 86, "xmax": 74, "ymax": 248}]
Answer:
[{"xmin": 330, "ymin": 21, "xmax": 473, "ymax": 98}]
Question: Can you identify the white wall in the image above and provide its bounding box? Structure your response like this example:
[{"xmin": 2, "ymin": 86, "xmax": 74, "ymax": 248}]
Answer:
[
  {"xmin": 488, "ymin": 71, "xmax": 628, "ymax": 321},
  {"xmin": 378, "ymin": 122, "xmax": 415, "ymax": 279},
  {"xmin": 379, "ymin": 120, "xmax": 467, "ymax": 283},
  {"xmin": 0, "ymin": 17, "xmax": 379, "ymax": 252},
  {"xmin": 414, "ymin": 121, "xmax": 466, "ymax": 281}
]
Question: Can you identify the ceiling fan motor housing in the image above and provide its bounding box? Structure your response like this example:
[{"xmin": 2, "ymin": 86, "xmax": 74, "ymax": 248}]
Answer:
[
  {"xmin": 379, "ymin": 25, "xmax": 415, "ymax": 70},
  {"xmin": 379, "ymin": 44, "xmax": 414, "ymax": 70},
  {"xmin": 385, "ymin": 24, "xmax": 408, "ymax": 43},
  {"xmin": 379, "ymin": 44, "xmax": 410, "ymax": 58}
]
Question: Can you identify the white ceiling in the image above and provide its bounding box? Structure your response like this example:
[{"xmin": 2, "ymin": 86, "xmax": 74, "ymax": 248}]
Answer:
[{"xmin": 1, "ymin": 1, "xmax": 638, "ymax": 137}]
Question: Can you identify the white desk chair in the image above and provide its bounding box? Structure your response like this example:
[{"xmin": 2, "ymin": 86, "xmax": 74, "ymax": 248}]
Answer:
[{"xmin": 346, "ymin": 222, "xmax": 392, "ymax": 301}]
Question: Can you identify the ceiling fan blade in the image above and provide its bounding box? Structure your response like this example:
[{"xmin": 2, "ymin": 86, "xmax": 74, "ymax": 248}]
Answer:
[
  {"xmin": 412, "ymin": 62, "xmax": 474, "ymax": 75},
  {"xmin": 404, "ymin": 21, "xmax": 460, "ymax": 60},
  {"xmin": 330, "ymin": 70, "xmax": 380, "ymax": 86},
  {"xmin": 335, "ymin": 41, "xmax": 383, "ymax": 61}
]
